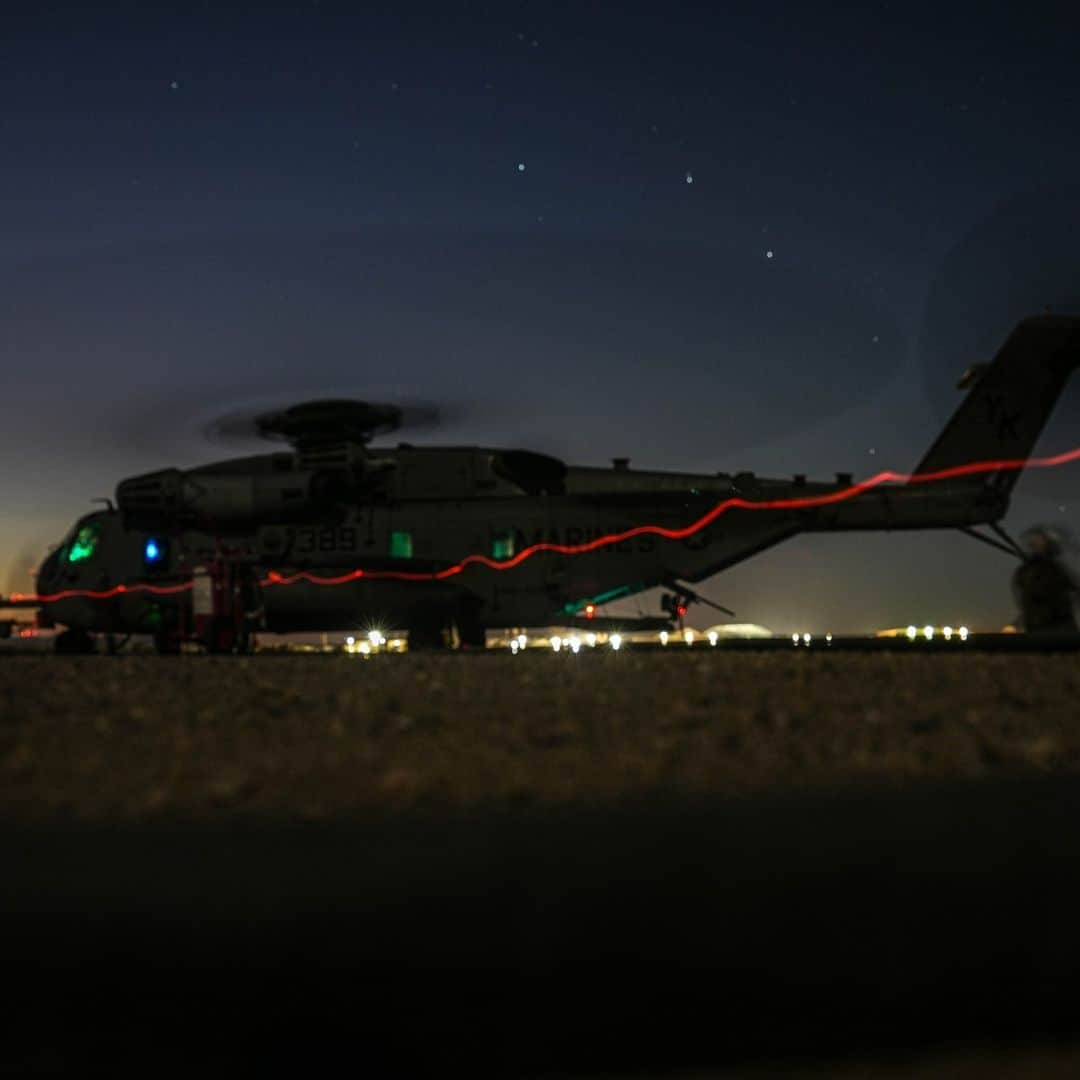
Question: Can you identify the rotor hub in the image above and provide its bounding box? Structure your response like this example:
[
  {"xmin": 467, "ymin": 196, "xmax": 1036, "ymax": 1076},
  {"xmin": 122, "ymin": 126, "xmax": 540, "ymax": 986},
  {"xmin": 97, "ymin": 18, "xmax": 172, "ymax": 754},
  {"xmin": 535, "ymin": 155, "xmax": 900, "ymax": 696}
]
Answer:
[{"xmin": 255, "ymin": 400, "xmax": 403, "ymax": 445}]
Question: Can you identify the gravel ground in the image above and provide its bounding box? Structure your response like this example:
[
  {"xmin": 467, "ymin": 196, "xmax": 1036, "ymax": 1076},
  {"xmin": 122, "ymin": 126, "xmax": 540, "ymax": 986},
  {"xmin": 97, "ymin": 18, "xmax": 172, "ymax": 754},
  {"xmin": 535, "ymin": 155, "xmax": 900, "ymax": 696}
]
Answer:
[{"xmin": 3, "ymin": 650, "xmax": 1079, "ymax": 820}]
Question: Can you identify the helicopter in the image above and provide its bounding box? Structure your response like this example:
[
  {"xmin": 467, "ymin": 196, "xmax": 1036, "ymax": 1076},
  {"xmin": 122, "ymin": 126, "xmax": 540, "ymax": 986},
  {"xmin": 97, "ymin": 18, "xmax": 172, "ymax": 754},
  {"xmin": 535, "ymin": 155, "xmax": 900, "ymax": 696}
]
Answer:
[{"xmin": 10, "ymin": 313, "xmax": 1079, "ymax": 654}]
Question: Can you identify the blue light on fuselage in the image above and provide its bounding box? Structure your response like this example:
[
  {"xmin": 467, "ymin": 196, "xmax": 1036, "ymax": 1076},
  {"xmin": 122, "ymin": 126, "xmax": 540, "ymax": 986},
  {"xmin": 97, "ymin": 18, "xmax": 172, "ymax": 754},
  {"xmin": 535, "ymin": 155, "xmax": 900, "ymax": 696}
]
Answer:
[{"xmin": 144, "ymin": 538, "xmax": 163, "ymax": 563}]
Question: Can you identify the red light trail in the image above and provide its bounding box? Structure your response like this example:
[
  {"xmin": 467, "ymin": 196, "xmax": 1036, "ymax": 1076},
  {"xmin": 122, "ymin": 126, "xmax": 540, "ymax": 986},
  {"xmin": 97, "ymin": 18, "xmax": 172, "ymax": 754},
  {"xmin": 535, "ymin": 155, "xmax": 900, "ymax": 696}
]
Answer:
[{"xmin": 12, "ymin": 446, "xmax": 1080, "ymax": 605}]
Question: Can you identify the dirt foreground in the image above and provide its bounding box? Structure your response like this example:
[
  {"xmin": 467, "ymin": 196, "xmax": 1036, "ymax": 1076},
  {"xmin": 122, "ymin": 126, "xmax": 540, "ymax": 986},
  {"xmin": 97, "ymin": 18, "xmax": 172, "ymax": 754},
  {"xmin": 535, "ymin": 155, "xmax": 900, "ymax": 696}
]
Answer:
[{"xmin": 2, "ymin": 650, "xmax": 1079, "ymax": 820}]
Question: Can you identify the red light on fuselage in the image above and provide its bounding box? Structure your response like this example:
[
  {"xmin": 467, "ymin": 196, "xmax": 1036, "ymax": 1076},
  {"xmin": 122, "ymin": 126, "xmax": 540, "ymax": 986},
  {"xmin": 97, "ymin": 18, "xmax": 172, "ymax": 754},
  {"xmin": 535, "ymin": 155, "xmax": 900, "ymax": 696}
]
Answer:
[{"xmin": 584, "ymin": 603, "xmax": 596, "ymax": 618}]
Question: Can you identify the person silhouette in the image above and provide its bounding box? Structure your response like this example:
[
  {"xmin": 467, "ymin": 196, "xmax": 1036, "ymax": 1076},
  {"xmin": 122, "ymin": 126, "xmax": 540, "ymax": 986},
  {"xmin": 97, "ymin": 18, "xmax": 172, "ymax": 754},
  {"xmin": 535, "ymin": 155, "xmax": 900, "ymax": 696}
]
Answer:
[{"xmin": 1012, "ymin": 527, "xmax": 1079, "ymax": 633}]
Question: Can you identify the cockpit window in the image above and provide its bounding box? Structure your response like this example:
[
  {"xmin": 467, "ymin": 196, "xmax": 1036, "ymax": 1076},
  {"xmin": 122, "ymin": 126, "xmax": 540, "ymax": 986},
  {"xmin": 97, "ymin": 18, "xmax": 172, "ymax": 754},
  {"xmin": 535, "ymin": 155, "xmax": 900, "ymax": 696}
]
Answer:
[{"xmin": 67, "ymin": 523, "xmax": 101, "ymax": 563}]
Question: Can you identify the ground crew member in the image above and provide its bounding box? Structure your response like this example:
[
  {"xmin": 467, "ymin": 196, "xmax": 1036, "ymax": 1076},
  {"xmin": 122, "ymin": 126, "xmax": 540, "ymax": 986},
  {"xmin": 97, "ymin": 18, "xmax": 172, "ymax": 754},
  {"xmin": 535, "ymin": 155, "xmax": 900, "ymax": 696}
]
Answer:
[{"xmin": 1012, "ymin": 528, "xmax": 1079, "ymax": 633}]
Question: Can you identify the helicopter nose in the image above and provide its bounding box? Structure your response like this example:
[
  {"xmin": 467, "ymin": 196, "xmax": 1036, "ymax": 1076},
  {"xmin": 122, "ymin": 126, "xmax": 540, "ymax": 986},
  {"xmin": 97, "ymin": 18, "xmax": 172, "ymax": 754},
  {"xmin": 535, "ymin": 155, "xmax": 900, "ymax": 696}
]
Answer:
[{"xmin": 36, "ymin": 548, "xmax": 63, "ymax": 593}]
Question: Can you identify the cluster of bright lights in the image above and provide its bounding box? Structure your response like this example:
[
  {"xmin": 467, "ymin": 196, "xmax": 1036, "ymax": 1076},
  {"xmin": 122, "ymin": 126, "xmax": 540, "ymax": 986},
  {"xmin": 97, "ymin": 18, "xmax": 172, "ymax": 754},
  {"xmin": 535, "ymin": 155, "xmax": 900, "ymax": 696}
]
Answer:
[
  {"xmin": 343, "ymin": 628, "xmax": 403, "ymax": 656},
  {"xmin": 905, "ymin": 624, "xmax": 969, "ymax": 641},
  {"xmin": 345, "ymin": 634, "xmax": 371, "ymax": 656},
  {"xmin": 512, "ymin": 631, "xmax": 613, "ymax": 653}
]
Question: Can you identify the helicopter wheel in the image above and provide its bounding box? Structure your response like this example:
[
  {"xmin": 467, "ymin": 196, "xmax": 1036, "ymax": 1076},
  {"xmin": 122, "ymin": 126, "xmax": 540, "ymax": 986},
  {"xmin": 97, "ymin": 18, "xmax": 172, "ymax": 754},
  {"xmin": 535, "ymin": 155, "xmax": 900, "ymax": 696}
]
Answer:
[
  {"xmin": 54, "ymin": 628, "xmax": 97, "ymax": 655},
  {"xmin": 454, "ymin": 601, "xmax": 487, "ymax": 650},
  {"xmin": 407, "ymin": 615, "xmax": 450, "ymax": 650}
]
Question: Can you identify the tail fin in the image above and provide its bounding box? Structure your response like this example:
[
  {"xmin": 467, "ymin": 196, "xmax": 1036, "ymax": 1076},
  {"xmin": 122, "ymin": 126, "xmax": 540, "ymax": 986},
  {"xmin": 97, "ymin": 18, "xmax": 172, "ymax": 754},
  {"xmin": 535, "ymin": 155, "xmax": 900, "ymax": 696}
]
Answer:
[{"xmin": 914, "ymin": 314, "xmax": 1080, "ymax": 493}]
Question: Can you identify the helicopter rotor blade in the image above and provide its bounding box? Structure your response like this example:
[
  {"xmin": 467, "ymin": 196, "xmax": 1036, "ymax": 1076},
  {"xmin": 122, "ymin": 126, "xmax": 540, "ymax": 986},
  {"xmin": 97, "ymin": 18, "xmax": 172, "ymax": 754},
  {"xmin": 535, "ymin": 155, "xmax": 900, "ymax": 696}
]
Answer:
[{"xmin": 205, "ymin": 398, "xmax": 446, "ymax": 448}]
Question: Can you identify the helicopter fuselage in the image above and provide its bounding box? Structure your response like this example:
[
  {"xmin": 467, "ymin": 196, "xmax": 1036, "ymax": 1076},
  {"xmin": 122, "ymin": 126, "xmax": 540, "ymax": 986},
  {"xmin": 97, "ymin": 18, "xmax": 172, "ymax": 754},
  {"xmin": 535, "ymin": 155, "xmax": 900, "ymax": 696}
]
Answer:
[
  {"xmin": 35, "ymin": 443, "xmax": 1003, "ymax": 646},
  {"xmin": 27, "ymin": 314, "xmax": 1080, "ymax": 649}
]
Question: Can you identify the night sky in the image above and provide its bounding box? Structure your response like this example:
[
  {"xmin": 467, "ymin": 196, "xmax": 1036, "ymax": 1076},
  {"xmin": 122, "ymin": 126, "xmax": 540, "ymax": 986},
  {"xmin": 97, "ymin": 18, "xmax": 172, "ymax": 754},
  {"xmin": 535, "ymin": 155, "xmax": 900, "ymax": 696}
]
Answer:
[{"xmin": 3, "ymin": 2, "xmax": 1079, "ymax": 633}]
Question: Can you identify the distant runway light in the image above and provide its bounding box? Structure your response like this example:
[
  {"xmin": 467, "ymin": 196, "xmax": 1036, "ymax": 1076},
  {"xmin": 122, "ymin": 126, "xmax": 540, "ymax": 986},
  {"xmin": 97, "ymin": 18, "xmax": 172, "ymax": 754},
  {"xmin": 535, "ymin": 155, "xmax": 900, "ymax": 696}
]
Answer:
[
  {"xmin": 586, "ymin": 632, "xmax": 597, "ymax": 648},
  {"xmin": 659, "ymin": 630, "xmax": 669, "ymax": 646},
  {"xmin": 569, "ymin": 635, "xmax": 581, "ymax": 654},
  {"xmin": 610, "ymin": 633, "xmax": 622, "ymax": 651},
  {"xmin": 906, "ymin": 625, "xmax": 917, "ymax": 641},
  {"xmin": 825, "ymin": 633, "xmax": 833, "ymax": 643},
  {"xmin": 517, "ymin": 633, "xmax": 527, "ymax": 648},
  {"xmin": 923, "ymin": 625, "xmax": 934, "ymax": 640},
  {"xmin": 708, "ymin": 630, "xmax": 719, "ymax": 646},
  {"xmin": 943, "ymin": 626, "xmax": 954, "ymax": 640},
  {"xmin": 551, "ymin": 635, "xmax": 562, "ymax": 653},
  {"xmin": 959, "ymin": 626, "xmax": 969, "ymax": 641},
  {"xmin": 792, "ymin": 633, "xmax": 800, "ymax": 645},
  {"xmin": 802, "ymin": 632, "xmax": 811, "ymax": 644},
  {"xmin": 346, "ymin": 636, "xmax": 355, "ymax": 646},
  {"xmin": 683, "ymin": 629, "xmax": 695, "ymax": 645}
]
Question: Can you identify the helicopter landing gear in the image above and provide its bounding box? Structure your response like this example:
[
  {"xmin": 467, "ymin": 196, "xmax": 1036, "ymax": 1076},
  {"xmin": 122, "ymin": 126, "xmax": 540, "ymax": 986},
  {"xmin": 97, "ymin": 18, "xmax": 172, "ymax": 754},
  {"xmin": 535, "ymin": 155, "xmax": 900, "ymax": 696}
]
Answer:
[
  {"xmin": 54, "ymin": 628, "xmax": 96, "ymax": 655},
  {"xmin": 105, "ymin": 634, "xmax": 131, "ymax": 656},
  {"xmin": 454, "ymin": 599, "xmax": 487, "ymax": 650},
  {"xmin": 660, "ymin": 578, "xmax": 736, "ymax": 630},
  {"xmin": 205, "ymin": 622, "xmax": 257, "ymax": 655},
  {"xmin": 407, "ymin": 614, "xmax": 450, "ymax": 650}
]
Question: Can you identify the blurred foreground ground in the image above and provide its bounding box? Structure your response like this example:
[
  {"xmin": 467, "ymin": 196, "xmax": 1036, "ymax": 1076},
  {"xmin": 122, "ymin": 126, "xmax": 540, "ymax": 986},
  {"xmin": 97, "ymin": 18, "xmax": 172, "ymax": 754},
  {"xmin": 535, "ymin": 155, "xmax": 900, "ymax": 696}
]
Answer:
[
  {"xmin": 6, "ymin": 651, "xmax": 1080, "ymax": 1076},
  {"xmin": 2, "ymin": 651, "xmax": 1079, "ymax": 820}
]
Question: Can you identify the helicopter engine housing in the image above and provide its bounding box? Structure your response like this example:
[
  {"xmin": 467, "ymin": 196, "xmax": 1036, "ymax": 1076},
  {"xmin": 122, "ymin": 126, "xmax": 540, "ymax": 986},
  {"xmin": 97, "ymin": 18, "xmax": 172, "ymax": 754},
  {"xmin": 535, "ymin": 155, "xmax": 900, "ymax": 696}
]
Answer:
[{"xmin": 116, "ymin": 466, "xmax": 352, "ymax": 527}]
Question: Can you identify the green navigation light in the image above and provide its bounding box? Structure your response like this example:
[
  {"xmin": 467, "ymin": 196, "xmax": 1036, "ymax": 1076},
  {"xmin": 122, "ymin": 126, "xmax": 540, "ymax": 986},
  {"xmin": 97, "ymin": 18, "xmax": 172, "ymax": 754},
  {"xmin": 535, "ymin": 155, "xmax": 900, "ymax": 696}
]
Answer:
[{"xmin": 67, "ymin": 525, "xmax": 100, "ymax": 563}]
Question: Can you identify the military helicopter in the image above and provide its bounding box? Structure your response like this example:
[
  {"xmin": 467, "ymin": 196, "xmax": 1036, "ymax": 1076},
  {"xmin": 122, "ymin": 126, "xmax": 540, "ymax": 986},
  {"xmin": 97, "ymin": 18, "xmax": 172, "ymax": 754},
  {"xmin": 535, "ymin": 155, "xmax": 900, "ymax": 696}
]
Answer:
[{"xmin": 11, "ymin": 313, "xmax": 1080, "ymax": 654}]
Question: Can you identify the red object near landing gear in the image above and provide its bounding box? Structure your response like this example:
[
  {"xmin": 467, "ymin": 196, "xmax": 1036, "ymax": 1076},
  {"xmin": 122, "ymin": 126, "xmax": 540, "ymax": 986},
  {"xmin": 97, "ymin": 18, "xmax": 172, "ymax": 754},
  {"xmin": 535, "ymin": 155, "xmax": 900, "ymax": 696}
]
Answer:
[{"xmin": 189, "ymin": 561, "xmax": 261, "ymax": 655}]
